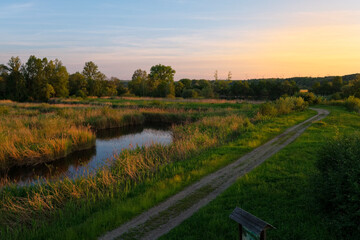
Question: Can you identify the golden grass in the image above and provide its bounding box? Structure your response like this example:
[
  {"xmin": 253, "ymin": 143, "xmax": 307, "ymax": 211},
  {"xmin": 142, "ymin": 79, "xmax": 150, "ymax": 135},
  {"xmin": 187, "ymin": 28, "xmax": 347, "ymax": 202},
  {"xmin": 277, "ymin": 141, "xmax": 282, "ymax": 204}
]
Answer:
[{"xmin": 0, "ymin": 113, "xmax": 251, "ymax": 229}]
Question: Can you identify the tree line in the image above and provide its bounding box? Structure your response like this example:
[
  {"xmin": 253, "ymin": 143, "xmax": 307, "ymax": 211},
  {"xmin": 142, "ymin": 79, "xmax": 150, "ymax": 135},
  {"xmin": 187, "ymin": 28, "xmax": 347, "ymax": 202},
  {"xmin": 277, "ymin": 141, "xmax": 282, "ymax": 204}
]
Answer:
[
  {"xmin": 1, "ymin": 55, "xmax": 359, "ymax": 102},
  {"xmin": 0, "ymin": 56, "xmax": 127, "ymax": 101}
]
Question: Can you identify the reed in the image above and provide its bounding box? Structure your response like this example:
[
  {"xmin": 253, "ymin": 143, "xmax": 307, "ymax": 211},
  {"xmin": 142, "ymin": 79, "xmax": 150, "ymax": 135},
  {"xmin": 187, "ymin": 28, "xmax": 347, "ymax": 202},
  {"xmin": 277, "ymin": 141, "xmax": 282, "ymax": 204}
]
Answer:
[
  {"xmin": 0, "ymin": 99, "xmax": 306, "ymax": 238},
  {"xmin": 0, "ymin": 113, "xmax": 252, "ymax": 230}
]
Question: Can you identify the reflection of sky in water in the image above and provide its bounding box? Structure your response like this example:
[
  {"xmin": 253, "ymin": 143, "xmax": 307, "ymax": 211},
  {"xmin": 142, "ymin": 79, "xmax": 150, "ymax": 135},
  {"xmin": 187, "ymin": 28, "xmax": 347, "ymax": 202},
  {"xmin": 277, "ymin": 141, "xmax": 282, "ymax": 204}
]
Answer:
[
  {"xmin": 69, "ymin": 128, "xmax": 172, "ymax": 178},
  {"xmin": 2, "ymin": 126, "xmax": 172, "ymax": 186}
]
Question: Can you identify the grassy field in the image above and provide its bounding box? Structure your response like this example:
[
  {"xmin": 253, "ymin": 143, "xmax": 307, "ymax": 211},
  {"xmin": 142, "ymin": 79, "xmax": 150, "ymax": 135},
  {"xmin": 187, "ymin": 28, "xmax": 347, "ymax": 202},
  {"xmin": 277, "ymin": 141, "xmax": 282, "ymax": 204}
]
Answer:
[
  {"xmin": 160, "ymin": 105, "xmax": 359, "ymax": 240},
  {"xmin": 0, "ymin": 99, "xmax": 313, "ymax": 239}
]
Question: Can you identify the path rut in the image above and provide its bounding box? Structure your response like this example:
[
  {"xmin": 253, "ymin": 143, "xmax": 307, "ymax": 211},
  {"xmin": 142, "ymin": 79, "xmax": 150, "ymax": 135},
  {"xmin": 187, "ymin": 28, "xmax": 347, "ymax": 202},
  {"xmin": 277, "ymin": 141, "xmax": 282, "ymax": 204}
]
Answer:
[{"xmin": 99, "ymin": 108, "xmax": 329, "ymax": 240}]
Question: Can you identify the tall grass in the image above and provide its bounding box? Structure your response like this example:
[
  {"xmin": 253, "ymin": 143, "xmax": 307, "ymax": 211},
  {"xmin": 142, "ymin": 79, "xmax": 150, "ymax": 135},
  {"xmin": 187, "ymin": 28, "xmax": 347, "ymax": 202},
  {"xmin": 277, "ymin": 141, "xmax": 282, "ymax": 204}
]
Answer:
[
  {"xmin": 0, "ymin": 99, "xmax": 307, "ymax": 239},
  {"xmin": 0, "ymin": 110, "xmax": 95, "ymax": 170},
  {"xmin": 0, "ymin": 113, "xmax": 251, "ymax": 231},
  {"xmin": 1, "ymin": 102, "xmax": 228, "ymax": 170}
]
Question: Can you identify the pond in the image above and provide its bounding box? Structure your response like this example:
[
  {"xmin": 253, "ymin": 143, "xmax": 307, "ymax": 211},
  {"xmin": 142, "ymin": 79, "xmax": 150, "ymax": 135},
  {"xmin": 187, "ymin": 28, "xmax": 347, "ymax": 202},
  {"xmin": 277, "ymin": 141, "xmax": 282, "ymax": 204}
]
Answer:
[{"xmin": 1, "ymin": 124, "xmax": 173, "ymax": 185}]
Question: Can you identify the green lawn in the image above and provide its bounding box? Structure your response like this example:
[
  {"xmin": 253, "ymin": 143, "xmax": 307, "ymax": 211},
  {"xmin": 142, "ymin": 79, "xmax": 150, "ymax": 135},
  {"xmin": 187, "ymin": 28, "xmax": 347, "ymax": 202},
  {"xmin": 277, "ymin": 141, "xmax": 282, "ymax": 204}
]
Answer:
[
  {"xmin": 1, "ymin": 109, "xmax": 315, "ymax": 240},
  {"xmin": 160, "ymin": 106, "xmax": 360, "ymax": 240}
]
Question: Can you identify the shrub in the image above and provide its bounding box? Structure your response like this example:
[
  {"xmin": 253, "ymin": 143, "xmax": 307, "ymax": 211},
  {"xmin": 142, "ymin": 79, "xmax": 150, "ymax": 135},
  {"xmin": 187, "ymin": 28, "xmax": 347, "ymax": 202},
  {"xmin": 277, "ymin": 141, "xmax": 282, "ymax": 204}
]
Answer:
[
  {"xmin": 314, "ymin": 133, "xmax": 360, "ymax": 238},
  {"xmin": 257, "ymin": 97, "xmax": 308, "ymax": 117},
  {"xmin": 258, "ymin": 102, "xmax": 277, "ymax": 116},
  {"xmin": 344, "ymin": 96, "xmax": 360, "ymax": 113},
  {"xmin": 297, "ymin": 92, "xmax": 320, "ymax": 104}
]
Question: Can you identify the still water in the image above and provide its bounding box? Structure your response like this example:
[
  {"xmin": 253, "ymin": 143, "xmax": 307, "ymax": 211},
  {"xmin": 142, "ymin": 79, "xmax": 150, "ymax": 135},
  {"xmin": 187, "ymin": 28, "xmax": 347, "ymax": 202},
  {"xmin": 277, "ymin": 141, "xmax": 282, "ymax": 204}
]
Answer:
[{"xmin": 2, "ymin": 124, "xmax": 172, "ymax": 185}]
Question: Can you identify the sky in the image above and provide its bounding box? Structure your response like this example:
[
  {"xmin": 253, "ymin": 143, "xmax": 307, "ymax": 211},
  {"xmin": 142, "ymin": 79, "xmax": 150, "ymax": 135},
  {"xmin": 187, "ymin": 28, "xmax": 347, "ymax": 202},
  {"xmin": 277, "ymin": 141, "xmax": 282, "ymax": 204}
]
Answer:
[{"xmin": 1, "ymin": 0, "xmax": 360, "ymax": 80}]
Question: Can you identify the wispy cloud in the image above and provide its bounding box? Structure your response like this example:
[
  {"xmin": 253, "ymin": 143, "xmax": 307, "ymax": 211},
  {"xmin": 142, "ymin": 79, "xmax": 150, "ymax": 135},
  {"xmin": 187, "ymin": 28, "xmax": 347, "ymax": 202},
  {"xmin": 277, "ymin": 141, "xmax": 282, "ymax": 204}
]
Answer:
[{"xmin": 0, "ymin": 2, "xmax": 34, "ymax": 19}]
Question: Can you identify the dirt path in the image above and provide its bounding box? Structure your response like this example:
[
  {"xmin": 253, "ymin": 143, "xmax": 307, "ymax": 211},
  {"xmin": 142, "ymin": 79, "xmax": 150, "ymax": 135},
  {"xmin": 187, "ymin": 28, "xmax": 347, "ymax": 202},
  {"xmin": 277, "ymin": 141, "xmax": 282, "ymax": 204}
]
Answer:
[{"xmin": 99, "ymin": 108, "xmax": 329, "ymax": 240}]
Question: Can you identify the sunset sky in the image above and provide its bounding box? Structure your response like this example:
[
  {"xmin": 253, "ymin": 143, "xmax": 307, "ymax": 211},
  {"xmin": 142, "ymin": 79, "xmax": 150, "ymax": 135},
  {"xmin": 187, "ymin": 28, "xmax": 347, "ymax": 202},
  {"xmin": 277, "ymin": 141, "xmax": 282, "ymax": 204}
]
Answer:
[{"xmin": 1, "ymin": 0, "xmax": 360, "ymax": 80}]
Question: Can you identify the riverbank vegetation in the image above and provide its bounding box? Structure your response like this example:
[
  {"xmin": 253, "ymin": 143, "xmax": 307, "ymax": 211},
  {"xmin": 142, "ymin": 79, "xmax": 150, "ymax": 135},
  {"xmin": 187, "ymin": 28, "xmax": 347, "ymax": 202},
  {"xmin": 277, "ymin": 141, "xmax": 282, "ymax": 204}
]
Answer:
[
  {"xmin": 0, "ymin": 97, "xmax": 310, "ymax": 239},
  {"xmin": 0, "ymin": 100, "xmax": 248, "ymax": 171},
  {"xmin": 160, "ymin": 106, "xmax": 360, "ymax": 240}
]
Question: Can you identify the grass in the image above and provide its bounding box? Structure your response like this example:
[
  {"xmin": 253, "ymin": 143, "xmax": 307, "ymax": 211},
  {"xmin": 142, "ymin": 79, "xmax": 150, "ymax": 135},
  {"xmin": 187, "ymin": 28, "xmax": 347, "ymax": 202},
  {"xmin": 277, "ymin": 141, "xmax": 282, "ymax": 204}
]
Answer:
[
  {"xmin": 0, "ymin": 105, "xmax": 315, "ymax": 239},
  {"xmin": 0, "ymin": 100, "xmax": 253, "ymax": 170},
  {"xmin": 160, "ymin": 105, "xmax": 360, "ymax": 240},
  {"xmin": 54, "ymin": 96, "xmax": 261, "ymax": 111},
  {"xmin": 0, "ymin": 106, "xmax": 96, "ymax": 170}
]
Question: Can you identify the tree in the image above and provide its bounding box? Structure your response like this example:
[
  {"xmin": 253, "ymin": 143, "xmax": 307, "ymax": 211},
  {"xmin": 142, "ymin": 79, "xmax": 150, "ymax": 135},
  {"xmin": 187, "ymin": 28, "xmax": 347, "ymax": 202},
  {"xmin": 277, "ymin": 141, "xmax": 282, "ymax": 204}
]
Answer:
[
  {"xmin": 23, "ymin": 56, "xmax": 50, "ymax": 101},
  {"xmin": 69, "ymin": 72, "xmax": 87, "ymax": 97},
  {"xmin": 179, "ymin": 78, "xmax": 191, "ymax": 89},
  {"xmin": 332, "ymin": 76, "xmax": 343, "ymax": 93},
  {"xmin": 129, "ymin": 69, "xmax": 148, "ymax": 96},
  {"xmin": 5, "ymin": 57, "xmax": 27, "ymax": 101},
  {"xmin": 214, "ymin": 70, "xmax": 218, "ymax": 81},
  {"xmin": 230, "ymin": 81, "xmax": 250, "ymax": 99},
  {"xmin": 148, "ymin": 64, "xmax": 176, "ymax": 97},
  {"xmin": 213, "ymin": 80, "xmax": 230, "ymax": 98},
  {"xmin": 201, "ymin": 86, "xmax": 214, "ymax": 98},
  {"xmin": 198, "ymin": 79, "xmax": 211, "ymax": 90},
  {"xmin": 227, "ymin": 71, "xmax": 232, "ymax": 81},
  {"xmin": 182, "ymin": 89, "xmax": 198, "ymax": 98},
  {"xmin": 117, "ymin": 82, "xmax": 127, "ymax": 96},
  {"xmin": 175, "ymin": 81, "xmax": 185, "ymax": 97},
  {"xmin": 45, "ymin": 59, "xmax": 69, "ymax": 97},
  {"xmin": 82, "ymin": 61, "xmax": 106, "ymax": 97}
]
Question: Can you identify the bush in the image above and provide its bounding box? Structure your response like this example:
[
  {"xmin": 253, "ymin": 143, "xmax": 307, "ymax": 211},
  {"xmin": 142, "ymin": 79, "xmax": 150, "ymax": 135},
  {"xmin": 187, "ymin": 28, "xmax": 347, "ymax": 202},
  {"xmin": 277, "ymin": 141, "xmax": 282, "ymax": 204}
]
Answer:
[
  {"xmin": 344, "ymin": 96, "xmax": 360, "ymax": 113},
  {"xmin": 258, "ymin": 102, "xmax": 277, "ymax": 116},
  {"xmin": 275, "ymin": 96, "xmax": 308, "ymax": 114},
  {"xmin": 297, "ymin": 92, "xmax": 320, "ymax": 104},
  {"xmin": 257, "ymin": 97, "xmax": 308, "ymax": 117},
  {"xmin": 314, "ymin": 133, "xmax": 360, "ymax": 238}
]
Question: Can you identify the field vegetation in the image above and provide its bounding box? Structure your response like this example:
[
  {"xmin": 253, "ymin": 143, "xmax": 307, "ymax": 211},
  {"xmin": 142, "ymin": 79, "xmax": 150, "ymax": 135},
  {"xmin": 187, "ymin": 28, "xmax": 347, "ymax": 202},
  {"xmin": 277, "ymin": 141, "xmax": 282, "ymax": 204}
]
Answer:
[
  {"xmin": 0, "ymin": 97, "xmax": 311, "ymax": 239},
  {"xmin": 0, "ymin": 100, "xmax": 248, "ymax": 170},
  {"xmin": 160, "ymin": 105, "xmax": 360, "ymax": 240},
  {"xmin": 314, "ymin": 132, "xmax": 360, "ymax": 237}
]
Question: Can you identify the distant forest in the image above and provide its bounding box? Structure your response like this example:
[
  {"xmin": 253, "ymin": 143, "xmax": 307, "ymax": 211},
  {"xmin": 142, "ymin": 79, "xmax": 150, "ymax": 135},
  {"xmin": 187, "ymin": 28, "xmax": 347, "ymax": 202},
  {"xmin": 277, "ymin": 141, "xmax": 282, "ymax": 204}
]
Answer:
[{"xmin": 1, "ymin": 55, "xmax": 359, "ymax": 102}]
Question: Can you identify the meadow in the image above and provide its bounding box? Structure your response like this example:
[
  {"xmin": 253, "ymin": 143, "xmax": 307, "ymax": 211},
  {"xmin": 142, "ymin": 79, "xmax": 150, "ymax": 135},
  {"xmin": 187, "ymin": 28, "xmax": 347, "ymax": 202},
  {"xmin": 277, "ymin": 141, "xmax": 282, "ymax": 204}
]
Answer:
[
  {"xmin": 0, "ymin": 97, "xmax": 311, "ymax": 239},
  {"xmin": 160, "ymin": 105, "xmax": 360, "ymax": 240}
]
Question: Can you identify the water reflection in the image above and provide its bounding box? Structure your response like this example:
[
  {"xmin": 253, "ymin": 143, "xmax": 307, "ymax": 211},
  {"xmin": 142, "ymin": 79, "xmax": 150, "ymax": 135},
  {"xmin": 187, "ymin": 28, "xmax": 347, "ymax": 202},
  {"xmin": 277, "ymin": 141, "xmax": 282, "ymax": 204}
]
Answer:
[{"xmin": 1, "ymin": 124, "xmax": 172, "ymax": 185}]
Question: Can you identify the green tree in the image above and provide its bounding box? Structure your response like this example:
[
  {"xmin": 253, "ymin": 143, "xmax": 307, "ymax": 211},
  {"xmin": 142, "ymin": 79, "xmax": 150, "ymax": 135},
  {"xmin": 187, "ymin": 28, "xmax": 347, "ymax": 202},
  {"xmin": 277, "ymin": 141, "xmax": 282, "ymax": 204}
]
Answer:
[
  {"xmin": 182, "ymin": 89, "xmax": 198, "ymax": 98},
  {"xmin": 129, "ymin": 69, "xmax": 148, "ymax": 96},
  {"xmin": 5, "ymin": 57, "xmax": 27, "ymax": 101},
  {"xmin": 175, "ymin": 81, "xmax": 184, "ymax": 97},
  {"xmin": 23, "ymin": 55, "xmax": 50, "ymax": 101},
  {"xmin": 179, "ymin": 78, "xmax": 191, "ymax": 89},
  {"xmin": 201, "ymin": 86, "xmax": 214, "ymax": 98},
  {"xmin": 230, "ymin": 81, "xmax": 250, "ymax": 98},
  {"xmin": 69, "ymin": 72, "xmax": 87, "ymax": 97},
  {"xmin": 213, "ymin": 80, "xmax": 230, "ymax": 97},
  {"xmin": 148, "ymin": 64, "xmax": 176, "ymax": 97},
  {"xmin": 45, "ymin": 59, "xmax": 69, "ymax": 97},
  {"xmin": 342, "ymin": 76, "xmax": 360, "ymax": 98},
  {"xmin": 332, "ymin": 76, "xmax": 343, "ymax": 93},
  {"xmin": 82, "ymin": 61, "xmax": 106, "ymax": 97}
]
